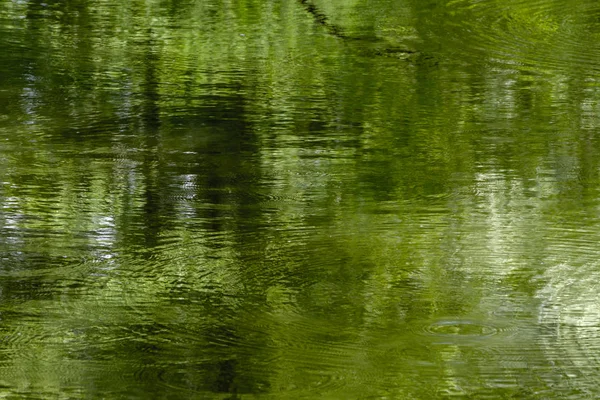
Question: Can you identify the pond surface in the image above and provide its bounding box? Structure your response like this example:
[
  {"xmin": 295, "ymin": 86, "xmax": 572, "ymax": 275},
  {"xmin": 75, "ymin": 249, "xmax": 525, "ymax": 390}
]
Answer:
[{"xmin": 2, "ymin": 0, "xmax": 600, "ymax": 398}]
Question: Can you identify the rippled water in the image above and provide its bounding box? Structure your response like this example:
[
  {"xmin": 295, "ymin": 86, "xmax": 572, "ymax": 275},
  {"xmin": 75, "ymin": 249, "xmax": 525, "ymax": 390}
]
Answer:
[{"xmin": 2, "ymin": 0, "xmax": 600, "ymax": 398}]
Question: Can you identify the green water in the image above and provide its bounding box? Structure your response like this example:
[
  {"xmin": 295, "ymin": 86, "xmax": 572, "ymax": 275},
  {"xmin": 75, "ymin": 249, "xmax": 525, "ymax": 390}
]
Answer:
[{"xmin": 2, "ymin": 0, "xmax": 600, "ymax": 398}]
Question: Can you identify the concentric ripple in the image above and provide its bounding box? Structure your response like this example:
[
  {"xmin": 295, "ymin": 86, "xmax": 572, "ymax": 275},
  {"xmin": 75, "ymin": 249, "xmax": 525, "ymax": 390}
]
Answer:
[
  {"xmin": 537, "ymin": 258, "xmax": 600, "ymax": 394},
  {"xmin": 423, "ymin": 318, "xmax": 499, "ymax": 338},
  {"xmin": 422, "ymin": 0, "xmax": 600, "ymax": 73}
]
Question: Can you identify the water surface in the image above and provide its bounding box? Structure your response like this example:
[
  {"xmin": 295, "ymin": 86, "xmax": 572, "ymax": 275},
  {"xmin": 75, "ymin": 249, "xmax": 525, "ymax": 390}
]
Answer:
[{"xmin": 2, "ymin": 0, "xmax": 600, "ymax": 398}]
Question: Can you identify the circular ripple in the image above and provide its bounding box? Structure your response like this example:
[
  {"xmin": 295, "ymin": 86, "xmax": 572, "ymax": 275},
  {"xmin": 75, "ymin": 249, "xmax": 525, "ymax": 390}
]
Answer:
[
  {"xmin": 422, "ymin": 0, "xmax": 600, "ymax": 74},
  {"xmin": 416, "ymin": 318, "xmax": 500, "ymax": 340},
  {"xmin": 423, "ymin": 319, "xmax": 499, "ymax": 338},
  {"xmin": 537, "ymin": 260, "xmax": 600, "ymax": 395}
]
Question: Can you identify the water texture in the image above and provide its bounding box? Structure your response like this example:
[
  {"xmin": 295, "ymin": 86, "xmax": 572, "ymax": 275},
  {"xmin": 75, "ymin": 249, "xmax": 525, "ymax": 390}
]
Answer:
[{"xmin": 1, "ymin": 0, "xmax": 600, "ymax": 398}]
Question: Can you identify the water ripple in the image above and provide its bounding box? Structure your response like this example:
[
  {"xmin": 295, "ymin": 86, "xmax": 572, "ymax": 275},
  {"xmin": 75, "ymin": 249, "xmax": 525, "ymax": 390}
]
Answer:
[
  {"xmin": 432, "ymin": 318, "xmax": 495, "ymax": 336},
  {"xmin": 537, "ymin": 259, "xmax": 600, "ymax": 394},
  {"xmin": 428, "ymin": 0, "xmax": 600, "ymax": 73}
]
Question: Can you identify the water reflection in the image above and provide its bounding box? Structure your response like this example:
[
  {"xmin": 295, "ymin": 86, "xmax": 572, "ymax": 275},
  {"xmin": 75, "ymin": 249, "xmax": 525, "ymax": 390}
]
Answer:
[{"xmin": 2, "ymin": 0, "xmax": 600, "ymax": 398}]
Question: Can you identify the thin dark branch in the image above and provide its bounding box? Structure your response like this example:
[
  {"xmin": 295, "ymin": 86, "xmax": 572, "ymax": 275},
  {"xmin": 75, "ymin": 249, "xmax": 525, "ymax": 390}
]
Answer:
[
  {"xmin": 296, "ymin": 0, "xmax": 418, "ymax": 56},
  {"xmin": 297, "ymin": 0, "xmax": 350, "ymax": 40}
]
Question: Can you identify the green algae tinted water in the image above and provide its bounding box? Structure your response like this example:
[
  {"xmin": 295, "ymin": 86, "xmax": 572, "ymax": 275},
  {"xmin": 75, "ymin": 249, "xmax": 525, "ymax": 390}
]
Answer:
[{"xmin": 2, "ymin": 0, "xmax": 600, "ymax": 398}]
